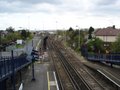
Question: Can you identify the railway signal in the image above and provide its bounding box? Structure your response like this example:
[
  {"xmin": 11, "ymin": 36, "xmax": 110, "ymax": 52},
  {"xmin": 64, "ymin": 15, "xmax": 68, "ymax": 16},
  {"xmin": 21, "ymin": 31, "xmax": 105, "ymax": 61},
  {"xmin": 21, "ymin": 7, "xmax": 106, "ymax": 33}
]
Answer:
[
  {"xmin": 31, "ymin": 49, "xmax": 39, "ymax": 61},
  {"xmin": 31, "ymin": 49, "xmax": 39, "ymax": 81}
]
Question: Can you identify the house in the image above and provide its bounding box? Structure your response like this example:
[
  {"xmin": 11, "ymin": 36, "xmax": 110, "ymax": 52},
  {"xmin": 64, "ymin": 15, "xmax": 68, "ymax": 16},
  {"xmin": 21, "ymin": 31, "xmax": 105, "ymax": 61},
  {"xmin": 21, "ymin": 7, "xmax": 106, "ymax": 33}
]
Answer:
[
  {"xmin": 94, "ymin": 26, "xmax": 120, "ymax": 42},
  {"xmin": 0, "ymin": 30, "xmax": 8, "ymax": 38},
  {"xmin": 94, "ymin": 26, "xmax": 120, "ymax": 48}
]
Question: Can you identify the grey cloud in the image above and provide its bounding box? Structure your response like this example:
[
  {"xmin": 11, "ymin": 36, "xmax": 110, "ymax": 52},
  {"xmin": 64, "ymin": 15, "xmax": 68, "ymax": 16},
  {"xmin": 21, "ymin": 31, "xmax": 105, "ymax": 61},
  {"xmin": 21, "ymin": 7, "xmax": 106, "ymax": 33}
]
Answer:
[
  {"xmin": 0, "ymin": 0, "xmax": 61, "ymax": 13},
  {"xmin": 88, "ymin": 0, "xmax": 120, "ymax": 16},
  {"xmin": 0, "ymin": 0, "xmax": 60, "ymax": 4},
  {"xmin": 90, "ymin": 5, "xmax": 120, "ymax": 17},
  {"xmin": 97, "ymin": 0, "xmax": 117, "ymax": 5}
]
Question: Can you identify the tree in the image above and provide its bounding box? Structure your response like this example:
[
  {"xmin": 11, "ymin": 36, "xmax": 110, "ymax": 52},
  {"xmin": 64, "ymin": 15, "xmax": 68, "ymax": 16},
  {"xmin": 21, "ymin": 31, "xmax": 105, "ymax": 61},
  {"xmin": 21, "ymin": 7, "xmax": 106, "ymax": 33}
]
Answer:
[
  {"xmin": 68, "ymin": 27, "xmax": 74, "ymax": 32},
  {"xmin": 88, "ymin": 26, "xmax": 94, "ymax": 39},
  {"xmin": 6, "ymin": 26, "xmax": 14, "ymax": 33},
  {"xmin": 21, "ymin": 30, "xmax": 27, "ymax": 40},
  {"xmin": 87, "ymin": 38, "xmax": 105, "ymax": 53},
  {"xmin": 20, "ymin": 29, "xmax": 31, "ymax": 40},
  {"xmin": 113, "ymin": 25, "xmax": 115, "ymax": 29},
  {"xmin": 112, "ymin": 34, "xmax": 120, "ymax": 53}
]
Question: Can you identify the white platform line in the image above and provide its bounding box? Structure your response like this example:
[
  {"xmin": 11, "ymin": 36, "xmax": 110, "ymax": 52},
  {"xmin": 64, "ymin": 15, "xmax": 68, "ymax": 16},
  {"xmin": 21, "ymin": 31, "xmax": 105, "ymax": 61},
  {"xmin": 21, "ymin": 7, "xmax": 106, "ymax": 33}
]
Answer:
[
  {"xmin": 35, "ymin": 40, "xmax": 41, "ymax": 50},
  {"xmin": 19, "ymin": 83, "xmax": 23, "ymax": 90},
  {"xmin": 47, "ymin": 72, "xmax": 50, "ymax": 90},
  {"xmin": 102, "ymin": 69, "xmax": 120, "ymax": 82},
  {"xmin": 53, "ymin": 71, "xmax": 59, "ymax": 90},
  {"xmin": 97, "ymin": 70, "xmax": 120, "ymax": 88}
]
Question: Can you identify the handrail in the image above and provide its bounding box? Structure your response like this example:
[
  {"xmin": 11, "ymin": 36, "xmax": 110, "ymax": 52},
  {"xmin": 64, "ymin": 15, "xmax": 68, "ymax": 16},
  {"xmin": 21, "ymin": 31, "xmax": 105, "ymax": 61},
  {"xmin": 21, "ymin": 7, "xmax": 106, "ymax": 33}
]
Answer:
[{"xmin": 87, "ymin": 53, "xmax": 120, "ymax": 64}]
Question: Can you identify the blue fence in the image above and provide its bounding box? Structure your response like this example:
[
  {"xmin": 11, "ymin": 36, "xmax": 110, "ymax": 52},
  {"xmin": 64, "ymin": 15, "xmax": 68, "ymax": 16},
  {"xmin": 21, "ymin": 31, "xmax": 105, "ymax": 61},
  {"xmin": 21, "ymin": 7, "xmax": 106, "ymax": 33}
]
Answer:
[
  {"xmin": 0, "ymin": 55, "xmax": 32, "ymax": 82},
  {"xmin": 86, "ymin": 53, "xmax": 120, "ymax": 64}
]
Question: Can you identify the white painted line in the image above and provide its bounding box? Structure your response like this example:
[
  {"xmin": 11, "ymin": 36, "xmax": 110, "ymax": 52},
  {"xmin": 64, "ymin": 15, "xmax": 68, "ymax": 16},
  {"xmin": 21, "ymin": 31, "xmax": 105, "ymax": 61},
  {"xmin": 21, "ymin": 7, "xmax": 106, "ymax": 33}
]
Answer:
[
  {"xmin": 50, "ymin": 81, "xmax": 56, "ymax": 86},
  {"xmin": 53, "ymin": 71, "xmax": 59, "ymax": 90},
  {"xmin": 19, "ymin": 83, "xmax": 23, "ymax": 90},
  {"xmin": 35, "ymin": 40, "xmax": 41, "ymax": 50},
  {"xmin": 97, "ymin": 70, "xmax": 120, "ymax": 87},
  {"xmin": 47, "ymin": 72, "xmax": 50, "ymax": 90},
  {"xmin": 102, "ymin": 69, "xmax": 120, "ymax": 82}
]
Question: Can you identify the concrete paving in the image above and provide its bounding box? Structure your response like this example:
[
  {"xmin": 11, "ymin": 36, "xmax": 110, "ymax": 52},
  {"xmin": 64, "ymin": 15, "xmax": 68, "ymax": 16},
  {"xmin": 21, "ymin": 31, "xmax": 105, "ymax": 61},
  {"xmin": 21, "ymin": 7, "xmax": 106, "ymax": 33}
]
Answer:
[
  {"xmin": 23, "ymin": 63, "xmax": 48, "ymax": 90},
  {"xmin": 23, "ymin": 51, "xmax": 58, "ymax": 90}
]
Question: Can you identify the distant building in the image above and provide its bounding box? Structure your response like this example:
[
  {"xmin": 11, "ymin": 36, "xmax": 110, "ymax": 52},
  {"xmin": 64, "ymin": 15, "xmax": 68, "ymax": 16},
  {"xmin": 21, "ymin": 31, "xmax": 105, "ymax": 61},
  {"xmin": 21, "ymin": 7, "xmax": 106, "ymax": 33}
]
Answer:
[
  {"xmin": 94, "ymin": 26, "xmax": 120, "ymax": 43},
  {"xmin": 0, "ymin": 30, "xmax": 8, "ymax": 38},
  {"xmin": 94, "ymin": 26, "xmax": 120, "ymax": 47}
]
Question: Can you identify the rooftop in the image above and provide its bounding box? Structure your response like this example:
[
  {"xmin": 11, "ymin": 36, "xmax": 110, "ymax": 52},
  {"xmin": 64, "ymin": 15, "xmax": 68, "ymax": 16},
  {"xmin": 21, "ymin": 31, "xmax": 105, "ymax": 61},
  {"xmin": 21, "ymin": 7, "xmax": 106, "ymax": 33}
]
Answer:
[{"xmin": 95, "ymin": 27, "xmax": 120, "ymax": 36}]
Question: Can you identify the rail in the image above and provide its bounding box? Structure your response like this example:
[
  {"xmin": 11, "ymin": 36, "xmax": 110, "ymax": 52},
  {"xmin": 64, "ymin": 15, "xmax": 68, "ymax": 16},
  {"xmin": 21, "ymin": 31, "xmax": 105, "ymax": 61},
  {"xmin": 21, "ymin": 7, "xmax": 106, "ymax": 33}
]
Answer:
[{"xmin": 52, "ymin": 40, "xmax": 92, "ymax": 90}]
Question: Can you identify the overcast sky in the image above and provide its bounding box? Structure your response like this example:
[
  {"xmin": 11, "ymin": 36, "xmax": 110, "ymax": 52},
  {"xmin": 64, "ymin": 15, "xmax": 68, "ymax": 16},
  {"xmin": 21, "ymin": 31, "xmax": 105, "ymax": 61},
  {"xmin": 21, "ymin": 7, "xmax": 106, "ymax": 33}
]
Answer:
[{"xmin": 0, "ymin": 0, "xmax": 120, "ymax": 30}]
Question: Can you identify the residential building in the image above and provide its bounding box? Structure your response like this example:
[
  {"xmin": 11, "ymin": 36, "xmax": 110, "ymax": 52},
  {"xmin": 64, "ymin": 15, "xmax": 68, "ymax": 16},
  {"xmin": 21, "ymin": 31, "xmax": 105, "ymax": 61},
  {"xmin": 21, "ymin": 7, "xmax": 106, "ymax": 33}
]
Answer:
[{"xmin": 94, "ymin": 26, "xmax": 120, "ymax": 43}]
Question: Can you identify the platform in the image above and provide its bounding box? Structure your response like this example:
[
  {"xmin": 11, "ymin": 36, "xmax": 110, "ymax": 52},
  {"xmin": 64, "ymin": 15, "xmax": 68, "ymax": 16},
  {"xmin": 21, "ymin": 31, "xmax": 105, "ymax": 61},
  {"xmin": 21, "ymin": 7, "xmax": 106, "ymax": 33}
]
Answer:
[{"xmin": 23, "ymin": 52, "xmax": 59, "ymax": 90}]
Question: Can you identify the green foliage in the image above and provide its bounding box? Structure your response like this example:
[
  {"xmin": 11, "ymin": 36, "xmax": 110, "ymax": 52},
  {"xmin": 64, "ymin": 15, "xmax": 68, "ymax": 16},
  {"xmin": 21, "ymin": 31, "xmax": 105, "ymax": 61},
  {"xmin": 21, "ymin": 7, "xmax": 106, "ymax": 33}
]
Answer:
[
  {"xmin": 21, "ymin": 30, "xmax": 27, "ymax": 40},
  {"xmin": 65, "ymin": 27, "xmax": 86, "ymax": 52},
  {"xmin": 6, "ymin": 26, "xmax": 14, "ymax": 33},
  {"xmin": 1, "ymin": 27, "xmax": 32, "ymax": 46},
  {"xmin": 16, "ymin": 44, "xmax": 24, "ymax": 48},
  {"xmin": 111, "ymin": 34, "xmax": 120, "ymax": 53},
  {"xmin": 20, "ymin": 30, "xmax": 31, "ymax": 40},
  {"xmin": 88, "ymin": 26, "xmax": 94, "ymax": 39},
  {"xmin": 68, "ymin": 27, "xmax": 74, "ymax": 32},
  {"xmin": 87, "ymin": 38, "xmax": 105, "ymax": 53}
]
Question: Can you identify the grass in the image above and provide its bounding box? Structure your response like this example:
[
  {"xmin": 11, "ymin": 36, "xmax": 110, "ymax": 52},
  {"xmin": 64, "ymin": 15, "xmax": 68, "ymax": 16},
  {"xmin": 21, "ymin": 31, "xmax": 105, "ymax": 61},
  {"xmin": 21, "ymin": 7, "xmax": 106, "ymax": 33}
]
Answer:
[{"xmin": 16, "ymin": 44, "xmax": 24, "ymax": 48}]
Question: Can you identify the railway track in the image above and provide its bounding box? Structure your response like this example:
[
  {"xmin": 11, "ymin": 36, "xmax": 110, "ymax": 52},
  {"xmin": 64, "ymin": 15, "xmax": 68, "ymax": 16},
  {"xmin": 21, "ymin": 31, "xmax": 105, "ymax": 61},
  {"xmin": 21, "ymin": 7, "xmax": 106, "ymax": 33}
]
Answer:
[
  {"xmin": 48, "ymin": 37, "xmax": 92, "ymax": 90},
  {"xmin": 48, "ymin": 38, "xmax": 75, "ymax": 90},
  {"xmin": 57, "ymin": 40, "xmax": 119, "ymax": 90},
  {"xmin": 67, "ymin": 45, "xmax": 120, "ymax": 89},
  {"xmin": 54, "ymin": 43, "xmax": 105, "ymax": 90},
  {"xmin": 47, "ymin": 36, "xmax": 120, "ymax": 90}
]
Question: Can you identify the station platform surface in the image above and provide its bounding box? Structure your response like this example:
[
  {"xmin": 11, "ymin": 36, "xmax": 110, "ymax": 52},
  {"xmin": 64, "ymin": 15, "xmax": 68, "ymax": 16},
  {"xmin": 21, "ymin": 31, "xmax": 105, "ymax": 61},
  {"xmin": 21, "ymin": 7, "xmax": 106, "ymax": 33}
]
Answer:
[{"xmin": 23, "ymin": 54, "xmax": 58, "ymax": 90}]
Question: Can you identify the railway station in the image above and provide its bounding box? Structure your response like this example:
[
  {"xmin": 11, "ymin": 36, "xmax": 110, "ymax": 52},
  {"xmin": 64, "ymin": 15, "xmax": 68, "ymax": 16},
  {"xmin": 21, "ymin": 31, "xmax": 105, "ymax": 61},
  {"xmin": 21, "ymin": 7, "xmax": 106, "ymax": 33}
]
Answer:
[
  {"xmin": 0, "ymin": 33, "xmax": 120, "ymax": 90},
  {"xmin": 1, "ymin": 0, "xmax": 120, "ymax": 89}
]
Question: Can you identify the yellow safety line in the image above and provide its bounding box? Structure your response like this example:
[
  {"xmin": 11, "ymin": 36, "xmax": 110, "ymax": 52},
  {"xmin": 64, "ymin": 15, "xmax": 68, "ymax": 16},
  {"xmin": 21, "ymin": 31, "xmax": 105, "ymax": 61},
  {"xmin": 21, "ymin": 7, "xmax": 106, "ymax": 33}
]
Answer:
[{"xmin": 47, "ymin": 72, "xmax": 50, "ymax": 90}]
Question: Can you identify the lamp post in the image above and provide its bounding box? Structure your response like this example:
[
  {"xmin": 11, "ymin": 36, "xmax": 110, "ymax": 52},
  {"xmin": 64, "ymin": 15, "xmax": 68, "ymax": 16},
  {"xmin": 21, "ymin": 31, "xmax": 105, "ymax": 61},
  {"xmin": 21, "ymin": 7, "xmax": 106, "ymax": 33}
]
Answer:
[{"xmin": 56, "ymin": 21, "xmax": 58, "ymax": 30}]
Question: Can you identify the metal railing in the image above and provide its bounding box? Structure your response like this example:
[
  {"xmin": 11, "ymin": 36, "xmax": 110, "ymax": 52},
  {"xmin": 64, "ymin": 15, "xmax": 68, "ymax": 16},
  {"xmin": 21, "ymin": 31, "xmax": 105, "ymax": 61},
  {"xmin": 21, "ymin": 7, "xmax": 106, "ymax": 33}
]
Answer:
[
  {"xmin": 0, "ymin": 55, "xmax": 31, "ymax": 81},
  {"xmin": 87, "ymin": 53, "xmax": 120, "ymax": 64}
]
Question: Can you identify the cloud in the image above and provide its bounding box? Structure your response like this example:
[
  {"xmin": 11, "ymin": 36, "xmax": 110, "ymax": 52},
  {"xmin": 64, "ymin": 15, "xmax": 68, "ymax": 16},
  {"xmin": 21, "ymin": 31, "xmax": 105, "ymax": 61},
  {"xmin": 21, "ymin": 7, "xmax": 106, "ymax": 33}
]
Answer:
[
  {"xmin": 0, "ymin": 0, "xmax": 120, "ymax": 16},
  {"xmin": 0, "ymin": 0, "xmax": 60, "ymax": 4},
  {"xmin": 0, "ymin": 0, "xmax": 61, "ymax": 13},
  {"xmin": 96, "ymin": 0, "xmax": 117, "ymax": 5},
  {"xmin": 86, "ymin": 0, "xmax": 120, "ymax": 16},
  {"xmin": 0, "ymin": 0, "xmax": 120, "ymax": 29}
]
